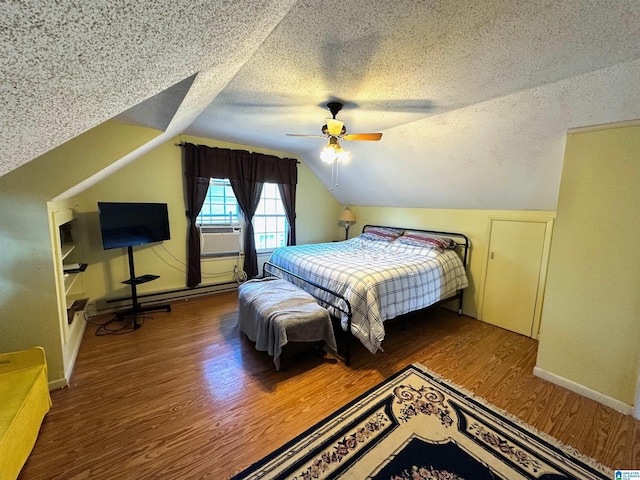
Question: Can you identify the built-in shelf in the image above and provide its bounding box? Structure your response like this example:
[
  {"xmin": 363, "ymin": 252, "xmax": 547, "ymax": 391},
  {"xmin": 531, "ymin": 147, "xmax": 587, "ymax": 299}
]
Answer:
[
  {"xmin": 66, "ymin": 297, "xmax": 88, "ymax": 324},
  {"xmin": 54, "ymin": 208, "xmax": 89, "ymax": 332},
  {"xmin": 64, "ymin": 272, "xmax": 80, "ymax": 296},
  {"xmin": 63, "ymin": 263, "xmax": 87, "ymax": 274},
  {"xmin": 49, "ymin": 204, "xmax": 90, "ymax": 385},
  {"xmin": 61, "ymin": 244, "xmax": 76, "ymax": 261}
]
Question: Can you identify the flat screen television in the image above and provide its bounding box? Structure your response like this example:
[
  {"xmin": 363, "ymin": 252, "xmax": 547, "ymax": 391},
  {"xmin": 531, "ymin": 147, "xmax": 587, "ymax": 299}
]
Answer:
[{"xmin": 98, "ymin": 202, "xmax": 170, "ymax": 250}]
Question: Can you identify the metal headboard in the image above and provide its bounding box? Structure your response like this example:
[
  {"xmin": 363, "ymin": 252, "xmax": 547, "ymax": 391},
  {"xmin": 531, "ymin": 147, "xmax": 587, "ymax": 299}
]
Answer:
[{"xmin": 361, "ymin": 224, "xmax": 471, "ymax": 271}]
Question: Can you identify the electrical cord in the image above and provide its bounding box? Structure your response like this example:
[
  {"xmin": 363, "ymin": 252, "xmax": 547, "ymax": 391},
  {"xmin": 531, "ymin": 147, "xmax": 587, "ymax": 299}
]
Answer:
[
  {"xmin": 87, "ymin": 312, "xmax": 155, "ymax": 336},
  {"xmin": 155, "ymin": 242, "xmax": 245, "ymax": 280},
  {"xmin": 234, "ymin": 266, "xmax": 248, "ymax": 284},
  {"xmin": 83, "ymin": 244, "xmax": 247, "ymax": 335}
]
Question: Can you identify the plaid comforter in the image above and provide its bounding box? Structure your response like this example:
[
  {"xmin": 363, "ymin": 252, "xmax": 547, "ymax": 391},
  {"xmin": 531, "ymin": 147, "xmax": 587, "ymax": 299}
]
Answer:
[{"xmin": 267, "ymin": 237, "xmax": 469, "ymax": 354}]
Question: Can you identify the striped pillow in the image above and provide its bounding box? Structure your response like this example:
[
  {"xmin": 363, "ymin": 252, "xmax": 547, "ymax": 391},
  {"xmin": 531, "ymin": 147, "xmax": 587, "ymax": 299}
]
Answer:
[
  {"xmin": 360, "ymin": 227, "xmax": 403, "ymax": 242},
  {"xmin": 397, "ymin": 233, "xmax": 457, "ymax": 251}
]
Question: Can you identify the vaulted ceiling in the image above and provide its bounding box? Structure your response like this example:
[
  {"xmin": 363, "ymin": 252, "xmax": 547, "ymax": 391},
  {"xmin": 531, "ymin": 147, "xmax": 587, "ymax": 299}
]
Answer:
[{"xmin": 2, "ymin": 1, "xmax": 640, "ymax": 210}]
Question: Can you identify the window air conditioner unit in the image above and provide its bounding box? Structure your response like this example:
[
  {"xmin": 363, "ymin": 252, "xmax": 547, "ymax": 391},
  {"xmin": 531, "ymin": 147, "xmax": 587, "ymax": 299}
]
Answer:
[{"xmin": 199, "ymin": 226, "xmax": 243, "ymax": 256}]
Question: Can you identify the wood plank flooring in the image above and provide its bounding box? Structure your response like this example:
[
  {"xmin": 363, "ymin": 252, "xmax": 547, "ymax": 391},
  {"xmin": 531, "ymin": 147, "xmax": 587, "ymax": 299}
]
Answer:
[{"xmin": 19, "ymin": 291, "xmax": 639, "ymax": 479}]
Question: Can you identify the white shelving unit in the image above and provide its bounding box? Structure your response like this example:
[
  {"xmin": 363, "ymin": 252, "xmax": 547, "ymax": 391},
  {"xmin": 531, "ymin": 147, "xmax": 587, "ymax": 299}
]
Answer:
[{"xmin": 50, "ymin": 207, "xmax": 88, "ymax": 381}]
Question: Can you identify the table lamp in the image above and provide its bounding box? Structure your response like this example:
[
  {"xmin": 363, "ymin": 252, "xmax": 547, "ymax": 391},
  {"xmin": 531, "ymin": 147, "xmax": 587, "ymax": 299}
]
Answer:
[{"xmin": 338, "ymin": 207, "xmax": 356, "ymax": 240}]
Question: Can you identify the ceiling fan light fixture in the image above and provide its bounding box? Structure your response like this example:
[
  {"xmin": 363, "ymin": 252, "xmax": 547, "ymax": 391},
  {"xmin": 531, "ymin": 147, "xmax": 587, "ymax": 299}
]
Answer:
[
  {"xmin": 320, "ymin": 137, "xmax": 350, "ymax": 190},
  {"xmin": 320, "ymin": 137, "xmax": 349, "ymax": 164},
  {"xmin": 287, "ymin": 99, "xmax": 380, "ymax": 188},
  {"xmin": 336, "ymin": 148, "xmax": 350, "ymax": 163},
  {"xmin": 320, "ymin": 143, "xmax": 338, "ymax": 163}
]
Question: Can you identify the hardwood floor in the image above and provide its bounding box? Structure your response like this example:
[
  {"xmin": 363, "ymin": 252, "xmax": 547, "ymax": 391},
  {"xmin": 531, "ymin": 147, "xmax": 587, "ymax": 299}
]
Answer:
[{"xmin": 20, "ymin": 291, "xmax": 639, "ymax": 479}]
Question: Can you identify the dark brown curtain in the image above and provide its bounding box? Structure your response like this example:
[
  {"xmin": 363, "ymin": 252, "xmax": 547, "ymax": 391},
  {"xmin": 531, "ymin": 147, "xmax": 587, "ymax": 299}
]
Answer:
[
  {"xmin": 230, "ymin": 179, "xmax": 263, "ymax": 278},
  {"xmin": 183, "ymin": 143, "xmax": 297, "ymax": 286},
  {"xmin": 185, "ymin": 144, "xmax": 212, "ymax": 288},
  {"xmin": 278, "ymin": 183, "xmax": 296, "ymax": 245}
]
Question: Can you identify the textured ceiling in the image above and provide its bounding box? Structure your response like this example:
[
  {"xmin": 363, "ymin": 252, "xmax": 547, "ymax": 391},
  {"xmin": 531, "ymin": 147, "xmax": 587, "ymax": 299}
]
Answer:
[
  {"xmin": 2, "ymin": 1, "xmax": 640, "ymax": 209},
  {"xmin": 189, "ymin": 0, "xmax": 640, "ymax": 142},
  {"xmin": 113, "ymin": 75, "xmax": 197, "ymax": 132},
  {"xmin": 0, "ymin": 0, "xmax": 298, "ymax": 175}
]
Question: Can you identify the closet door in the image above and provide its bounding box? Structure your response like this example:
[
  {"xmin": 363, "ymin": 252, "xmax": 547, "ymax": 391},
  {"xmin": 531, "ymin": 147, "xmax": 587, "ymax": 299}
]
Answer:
[{"xmin": 481, "ymin": 219, "xmax": 547, "ymax": 337}]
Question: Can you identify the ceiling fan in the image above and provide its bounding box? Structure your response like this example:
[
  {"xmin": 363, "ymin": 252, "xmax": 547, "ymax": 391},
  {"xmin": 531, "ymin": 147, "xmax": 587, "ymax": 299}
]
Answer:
[
  {"xmin": 287, "ymin": 101, "xmax": 382, "ymax": 189},
  {"xmin": 286, "ymin": 101, "xmax": 383, "ymax": 142}
]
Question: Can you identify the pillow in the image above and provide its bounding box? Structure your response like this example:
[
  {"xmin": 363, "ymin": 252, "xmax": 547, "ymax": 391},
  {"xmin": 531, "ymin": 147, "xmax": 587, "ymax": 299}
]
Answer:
[
  {"xmin": 360, "ymin": 227, "xmax": 403, "ymax": 242},
  {"xmin": 396, "ymin": 232, "xmax": 457, "ymax": 251}
]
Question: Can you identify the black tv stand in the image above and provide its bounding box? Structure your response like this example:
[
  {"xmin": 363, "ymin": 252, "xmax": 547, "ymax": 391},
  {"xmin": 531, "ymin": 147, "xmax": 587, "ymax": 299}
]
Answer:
[{"xmin": 116, "ymin": 246, "xmax": 171, "ymax": 329}]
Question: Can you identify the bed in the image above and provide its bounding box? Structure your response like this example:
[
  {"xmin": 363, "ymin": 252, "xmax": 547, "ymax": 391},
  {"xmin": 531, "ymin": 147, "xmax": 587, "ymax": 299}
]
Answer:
[{"xmin": 263, "ymin": 225, "xmax": 470, "ymax": 364}]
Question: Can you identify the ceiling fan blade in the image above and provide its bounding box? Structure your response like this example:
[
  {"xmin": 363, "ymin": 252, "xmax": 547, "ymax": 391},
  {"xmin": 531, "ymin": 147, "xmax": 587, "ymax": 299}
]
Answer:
[
  {"xmin": 285, "ymin": 133, "xmax": 326, "ymax": 138},
  {"xmin": 343, "ymin": 133, "xmax": 383, "ymax": 141},
  {"xmin": 326, "ymin": 118, "xmax": 344, "ymax": 136}
]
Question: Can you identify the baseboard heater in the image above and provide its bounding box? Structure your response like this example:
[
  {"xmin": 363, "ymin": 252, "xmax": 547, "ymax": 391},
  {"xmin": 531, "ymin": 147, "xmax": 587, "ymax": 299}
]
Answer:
[{"xmin": 96, "ymin": 281, "xmax": 238, "ymax": 314}]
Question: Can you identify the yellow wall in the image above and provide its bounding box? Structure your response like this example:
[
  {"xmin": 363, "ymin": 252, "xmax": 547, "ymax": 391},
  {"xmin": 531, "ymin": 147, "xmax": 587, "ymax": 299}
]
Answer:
[
  {"xmin": 71, "ymin": 154, "xmax": 553, "ymax": 320},
  {"xmin": 343, "ymin": 206, "xmax": 554, "ymax": 318},
  {"xmin": 0, "ymin": 110, "xmax": 561, "ymax": 388},
  {"xmin": 536, "ymin": 124, "xmax": 640, "ymax": 406},
  {"xmin": 0, "ymin": 114, "xmax": 560, "ymax": 387},
  {"xmin": 70, "ymin": 133, "xmax": 342, "ymax": 309},
  {"xmin": 0, "ymin": 122, "xmax": 339, "ymax": 384},
  {"xmin": 0, "ymin": 121, "xmax": 162, "ymax": 382}
]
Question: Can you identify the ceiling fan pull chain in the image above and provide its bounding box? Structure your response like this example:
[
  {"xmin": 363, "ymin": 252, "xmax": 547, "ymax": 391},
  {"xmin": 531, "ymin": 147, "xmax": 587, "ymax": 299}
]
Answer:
[
  {"xmin": 330, "ymin": 159, "xmax": 339, "ymax": 190},
  {"xmin": 331, "ymin": 161, "xmax": 335, "ymax": 189}
]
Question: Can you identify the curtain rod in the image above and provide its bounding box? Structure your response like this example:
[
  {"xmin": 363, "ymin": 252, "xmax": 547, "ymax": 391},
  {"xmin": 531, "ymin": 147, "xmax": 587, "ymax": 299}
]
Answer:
[{"xmin": 175, "ymin": 142, "xmax": 300, "ymax": 163}]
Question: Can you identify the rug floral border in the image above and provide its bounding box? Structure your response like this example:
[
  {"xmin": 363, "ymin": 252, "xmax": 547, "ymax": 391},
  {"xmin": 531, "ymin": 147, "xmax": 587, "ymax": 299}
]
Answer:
[{"xmin": 232, "ymin": 363, "xmax": 612, "ymax": 480}]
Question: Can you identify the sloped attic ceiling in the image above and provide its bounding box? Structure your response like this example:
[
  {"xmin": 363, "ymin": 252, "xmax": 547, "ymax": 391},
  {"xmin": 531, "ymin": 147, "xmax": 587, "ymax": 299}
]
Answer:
[{"xmin": 2, "ymin": 1, "xmax": 640, "ymax": 210}]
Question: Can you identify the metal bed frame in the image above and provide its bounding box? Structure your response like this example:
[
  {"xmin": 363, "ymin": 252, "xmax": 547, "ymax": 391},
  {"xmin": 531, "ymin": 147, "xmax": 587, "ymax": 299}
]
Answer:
[{"xmin": 262, "ymin": 225, "xmax": 470, "ymax": 365}]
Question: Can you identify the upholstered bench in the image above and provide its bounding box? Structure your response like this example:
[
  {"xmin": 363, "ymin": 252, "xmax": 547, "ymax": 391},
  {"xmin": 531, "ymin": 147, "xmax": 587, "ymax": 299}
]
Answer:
[
  {"xmin": 238, "ymin": 278, "xmax": 337, "ymax": 370},
  {"xmin": 0, "ymin": 347, "xmax": 51, "ymax": 480}
]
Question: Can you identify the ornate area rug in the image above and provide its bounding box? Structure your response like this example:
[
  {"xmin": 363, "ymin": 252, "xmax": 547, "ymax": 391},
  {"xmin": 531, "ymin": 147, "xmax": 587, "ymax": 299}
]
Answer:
[{"xmin": 232, "ymin": 364, "xmax": 612, "ymax": 480}]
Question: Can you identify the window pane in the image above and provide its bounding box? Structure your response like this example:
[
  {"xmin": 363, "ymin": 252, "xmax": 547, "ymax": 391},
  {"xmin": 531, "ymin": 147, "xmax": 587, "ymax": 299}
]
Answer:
[
  {"xmin": 252, "ymin": 182, "xmax": 288, "ymax": 251},
  {"xmin": 264, "ymin": 183, "xmax": 275, "ymax": 196},
  {"xmin": 196, "ymin": 179, "xmax": 240, "ymax": 225}
]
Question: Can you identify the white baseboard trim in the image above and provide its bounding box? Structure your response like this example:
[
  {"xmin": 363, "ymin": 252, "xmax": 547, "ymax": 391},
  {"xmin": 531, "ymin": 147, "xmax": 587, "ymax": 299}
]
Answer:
[
  {"xmin": 533, "ymin": 366, "xmax": 633, "ymax": 416},
  {"xmin": 48, "ymin": 321, "xmax": 86, "ymax": 392},
  {"xmin": 62, "ymin": 320, "xmax": 86, "ymax": 387}
]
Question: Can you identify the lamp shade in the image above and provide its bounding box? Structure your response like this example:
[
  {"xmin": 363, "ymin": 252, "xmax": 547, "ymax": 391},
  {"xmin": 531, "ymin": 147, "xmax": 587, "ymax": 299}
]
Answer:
[{"xmin": 338, "ymin": 207, "xmax": 356, "ymax": 223}]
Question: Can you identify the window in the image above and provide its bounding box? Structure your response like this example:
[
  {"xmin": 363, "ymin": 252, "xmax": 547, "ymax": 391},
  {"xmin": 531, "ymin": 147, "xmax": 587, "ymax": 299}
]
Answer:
[
  {"xmin": 197, "ymin": 179, "xmax": 288, "ymax": 251},
  {"xmin": 196, "ymin": 179, "xmax": 240, "ymax": 225},
  {"xmin": 253, "ymin": 183, "xmax": 288, "ymax": 250}
]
